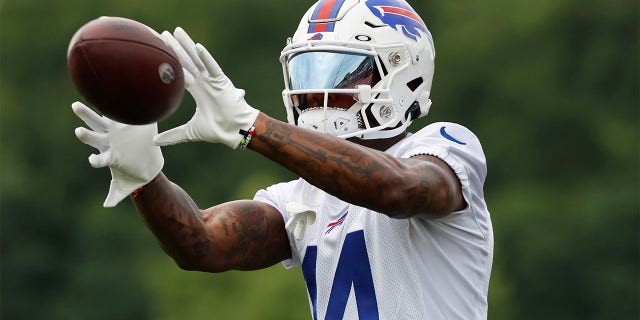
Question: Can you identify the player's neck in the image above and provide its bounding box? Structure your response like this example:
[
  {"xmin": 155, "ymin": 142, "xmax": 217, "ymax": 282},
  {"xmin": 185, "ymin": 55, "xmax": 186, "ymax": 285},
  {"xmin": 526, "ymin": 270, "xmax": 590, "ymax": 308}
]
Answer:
[{"xmin": 347, "ymin": 132, "xmax": 408, "ymax": 151}]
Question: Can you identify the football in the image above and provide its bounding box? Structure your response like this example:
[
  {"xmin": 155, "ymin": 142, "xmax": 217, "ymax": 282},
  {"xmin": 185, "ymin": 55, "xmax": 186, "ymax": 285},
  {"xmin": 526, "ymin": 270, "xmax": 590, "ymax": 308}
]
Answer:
[{"xmin": 67, "ymin": 16, "xmax": 184, "ymax": 125}]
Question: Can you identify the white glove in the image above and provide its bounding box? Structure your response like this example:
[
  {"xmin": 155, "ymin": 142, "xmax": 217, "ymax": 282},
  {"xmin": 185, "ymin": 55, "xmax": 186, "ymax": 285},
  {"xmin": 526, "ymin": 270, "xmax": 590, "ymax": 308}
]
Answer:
[
  {"xmin": 72, "ymin": 101, "xmax": 164, "ymax": 207},
  {"xmin": 154, "ymin": 27, "xmax": 260, "ymax": 149}
]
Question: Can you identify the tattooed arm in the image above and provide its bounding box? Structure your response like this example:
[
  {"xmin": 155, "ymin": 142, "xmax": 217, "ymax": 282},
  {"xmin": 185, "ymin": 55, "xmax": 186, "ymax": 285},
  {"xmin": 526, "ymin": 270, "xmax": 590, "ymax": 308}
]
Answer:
[
  {"xmin": 249, "ymin": 113, "xmax": 466, "ymax": 218},
  {"xmin": 131, "ymin": 112, "xmax": 462, "ymax": 271},
  {"xmin": 132, "ymin": 172, "xmax": 291, "ymax": 272}
]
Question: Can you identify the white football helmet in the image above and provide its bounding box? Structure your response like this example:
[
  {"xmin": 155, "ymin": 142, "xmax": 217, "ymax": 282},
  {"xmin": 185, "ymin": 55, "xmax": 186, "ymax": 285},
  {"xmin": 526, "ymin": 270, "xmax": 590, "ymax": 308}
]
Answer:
[{"xmin": 280, "ymin": 0, "xmax": 435, "ymax": 139}]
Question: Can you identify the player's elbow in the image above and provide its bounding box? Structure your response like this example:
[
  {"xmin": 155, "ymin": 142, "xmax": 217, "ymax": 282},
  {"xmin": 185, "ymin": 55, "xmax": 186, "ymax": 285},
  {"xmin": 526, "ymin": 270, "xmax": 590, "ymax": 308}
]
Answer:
[
  {"xmin": 157, "ymin": 243, "xmax": 212, "ymax": 272},
  {"xmin": 174, "ymin": 258, "xmax": 199, "ymax": 271},
  {"xmin": 167, "ymin": 246, "xmax": 230, "ymax": 273},
  {"xmin": 173, "ymin": 256, "xmax": 229, "ymax": 273}
]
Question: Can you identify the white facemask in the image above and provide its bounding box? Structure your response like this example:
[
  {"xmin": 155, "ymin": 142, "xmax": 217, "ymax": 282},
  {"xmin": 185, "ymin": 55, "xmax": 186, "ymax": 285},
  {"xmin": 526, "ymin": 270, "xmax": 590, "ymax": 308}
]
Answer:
[{"xmin": 297, "ymin": 108, "xmax": 361, "ymax": 136}]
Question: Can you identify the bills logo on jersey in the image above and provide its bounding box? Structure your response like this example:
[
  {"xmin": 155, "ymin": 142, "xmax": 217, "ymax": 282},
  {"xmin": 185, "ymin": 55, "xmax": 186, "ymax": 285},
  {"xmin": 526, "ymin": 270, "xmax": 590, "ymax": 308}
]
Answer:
[
  {"xmin": 366, "ymin": 0, "xmax": 429, "ymax": 42},
  {"xmin": 325, "ymin": 209, "xmax": 349, "ymax": 235}
]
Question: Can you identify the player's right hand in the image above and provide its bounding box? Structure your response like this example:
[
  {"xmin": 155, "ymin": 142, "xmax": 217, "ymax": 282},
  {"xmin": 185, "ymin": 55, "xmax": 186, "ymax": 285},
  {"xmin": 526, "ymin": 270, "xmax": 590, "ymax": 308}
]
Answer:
[
  {"xmin": 154, "ymin": 27, "xmax": 260, "ymax": 149},
  {"xmin": 72, "ymin": 101, "xmax": 164, "ymax": 207}
]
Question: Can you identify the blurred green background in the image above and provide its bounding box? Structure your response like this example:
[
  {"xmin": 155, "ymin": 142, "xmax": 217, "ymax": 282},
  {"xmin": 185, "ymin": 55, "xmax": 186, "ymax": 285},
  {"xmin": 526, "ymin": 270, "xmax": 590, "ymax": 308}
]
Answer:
[{"xmin": 1, "ymin": 0, "xmax": 638, "ymax": 319}]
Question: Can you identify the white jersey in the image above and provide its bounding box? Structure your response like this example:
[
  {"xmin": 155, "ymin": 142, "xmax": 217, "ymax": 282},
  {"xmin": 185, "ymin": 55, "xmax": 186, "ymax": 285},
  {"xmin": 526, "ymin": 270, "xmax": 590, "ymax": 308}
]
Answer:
[{"xmin": 254, "ymin": 122, "xmax": 493, "ymax": 320}]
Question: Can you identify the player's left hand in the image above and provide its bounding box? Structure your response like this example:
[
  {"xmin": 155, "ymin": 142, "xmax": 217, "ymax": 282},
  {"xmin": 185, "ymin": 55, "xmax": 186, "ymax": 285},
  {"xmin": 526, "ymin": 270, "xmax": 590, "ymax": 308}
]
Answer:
[
  {"xmin": 154, "ymin": 27, "xmax": 260, "ymax": 149},
  {"xmin": 72, "ymin": 101, "xmax": 164, "ymax": 207}
]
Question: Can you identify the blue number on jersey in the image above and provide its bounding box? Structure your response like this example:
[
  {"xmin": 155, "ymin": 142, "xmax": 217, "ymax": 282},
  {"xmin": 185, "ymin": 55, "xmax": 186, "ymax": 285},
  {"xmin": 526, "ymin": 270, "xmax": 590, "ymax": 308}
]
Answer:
[{"xmin": 302, "ymin": 230, "xmax": 379, "ymax": 320}]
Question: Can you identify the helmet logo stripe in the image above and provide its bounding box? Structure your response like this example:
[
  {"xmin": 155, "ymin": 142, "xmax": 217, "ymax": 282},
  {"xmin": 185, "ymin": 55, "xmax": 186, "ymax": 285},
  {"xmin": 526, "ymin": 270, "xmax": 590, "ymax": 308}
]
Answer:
[
  {"xmin": 315, "ymin": 0, "xmax": 337, "ymax": 20},
  {"xmin": 308, "ymin": 0, "xmax": 347, "ymax": 33}
]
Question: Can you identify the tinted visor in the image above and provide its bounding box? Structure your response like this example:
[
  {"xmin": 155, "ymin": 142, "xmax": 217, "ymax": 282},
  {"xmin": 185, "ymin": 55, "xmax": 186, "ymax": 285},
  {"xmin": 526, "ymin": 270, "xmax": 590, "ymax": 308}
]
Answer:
[{"xmin": 287, "ymin": 51, "xmax": 380, "ymax": 90}]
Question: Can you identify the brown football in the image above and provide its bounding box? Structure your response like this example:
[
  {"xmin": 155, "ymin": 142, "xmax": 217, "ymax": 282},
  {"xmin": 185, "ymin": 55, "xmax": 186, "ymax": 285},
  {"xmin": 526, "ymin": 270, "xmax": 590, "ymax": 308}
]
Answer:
[{"xmin": 67, "ymin": 16, "xmax": 184, "ymax": 125}]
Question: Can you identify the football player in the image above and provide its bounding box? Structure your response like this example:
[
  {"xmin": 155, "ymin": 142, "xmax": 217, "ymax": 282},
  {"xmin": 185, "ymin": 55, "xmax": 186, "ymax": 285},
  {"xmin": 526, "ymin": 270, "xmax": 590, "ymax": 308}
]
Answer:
[{"xmin": 72, "ymin": 0, "xmax": 494, "ymax": 318}]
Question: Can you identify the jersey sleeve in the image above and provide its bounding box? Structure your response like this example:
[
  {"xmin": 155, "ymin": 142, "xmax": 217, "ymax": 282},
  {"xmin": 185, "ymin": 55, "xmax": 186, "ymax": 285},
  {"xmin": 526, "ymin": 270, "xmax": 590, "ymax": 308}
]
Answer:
[
  {"xmin": 397, "ymin": 122, "xmax": 488, "ymax": 217},
  {"xmin": 253, "ymin": 180, "xmax": 303, "ymax": 269},
  {"xmin": 409, "ymin": 122, "xmax": 486, "ymax": 183}
]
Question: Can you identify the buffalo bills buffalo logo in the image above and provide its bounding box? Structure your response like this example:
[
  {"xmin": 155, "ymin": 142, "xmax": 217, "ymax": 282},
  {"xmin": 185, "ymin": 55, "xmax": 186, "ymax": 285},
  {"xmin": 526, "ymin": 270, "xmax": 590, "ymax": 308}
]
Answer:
[{"xmin": 366, "ymin": 0, "xmax": 431, "ymax": 42}]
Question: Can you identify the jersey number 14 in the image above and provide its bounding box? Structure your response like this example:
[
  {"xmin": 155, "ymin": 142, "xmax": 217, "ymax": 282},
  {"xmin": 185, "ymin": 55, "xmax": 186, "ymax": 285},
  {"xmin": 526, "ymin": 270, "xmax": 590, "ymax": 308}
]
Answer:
[{"xmin": 302, "ymin": 230, "xmax": 380, "ymax": 320}]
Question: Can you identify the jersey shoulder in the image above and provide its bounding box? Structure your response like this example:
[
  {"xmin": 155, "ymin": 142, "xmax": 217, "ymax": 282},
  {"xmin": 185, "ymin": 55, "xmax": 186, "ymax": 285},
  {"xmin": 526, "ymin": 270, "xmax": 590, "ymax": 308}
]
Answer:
[
  {"xmin": 413, "ymin": 122, "xmax": 482, "ymax": 148},
  {"xmin": 394, "ymin": 122, "xmax": 488, "ymax": 186},
  {"xmin": 394, "ymin": 122, "xmax": 486, "ymax": 161}
]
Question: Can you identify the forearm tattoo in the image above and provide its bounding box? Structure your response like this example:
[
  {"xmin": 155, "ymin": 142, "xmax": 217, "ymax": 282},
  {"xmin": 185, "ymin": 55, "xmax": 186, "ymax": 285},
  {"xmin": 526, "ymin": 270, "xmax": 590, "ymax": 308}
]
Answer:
[
  {"xmin": 134, "ymin": 177, "xmax": 211, "ymax": 261},
  {"xmin": 259, "ymin": 120, "xmax": 384, "ymax": 194},
  {"xmin": 253, "ymin": 118, "xmax": 460, "ymax": 216}
]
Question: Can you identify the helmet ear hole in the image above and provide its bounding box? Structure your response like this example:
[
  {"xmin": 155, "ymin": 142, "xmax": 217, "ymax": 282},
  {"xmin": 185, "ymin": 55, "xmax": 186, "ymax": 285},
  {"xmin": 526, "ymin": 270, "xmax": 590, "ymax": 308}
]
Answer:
[{"xmin": 407, "ymin": 77, "xmax": 424, "ymax": 92}]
